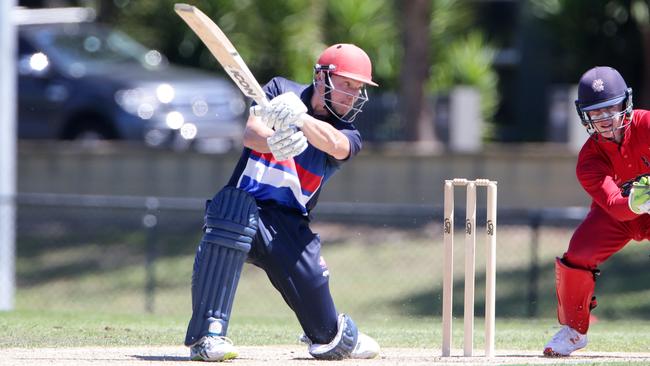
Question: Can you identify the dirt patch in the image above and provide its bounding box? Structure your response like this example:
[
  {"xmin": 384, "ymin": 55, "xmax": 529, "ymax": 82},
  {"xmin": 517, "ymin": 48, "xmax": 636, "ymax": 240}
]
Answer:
[{"xmin": 3, "ymin": 346, "xmax": 650, "ymax": 365}]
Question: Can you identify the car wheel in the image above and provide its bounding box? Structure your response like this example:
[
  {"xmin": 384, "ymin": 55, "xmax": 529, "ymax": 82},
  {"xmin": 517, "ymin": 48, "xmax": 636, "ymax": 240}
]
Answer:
[
  {"xmin": 63, "ymin": 114, "xmax": 118, "ymax": 141},
  {"xmin": 72, "ymin": 128, "xmax": 109, "ymax": 141}
]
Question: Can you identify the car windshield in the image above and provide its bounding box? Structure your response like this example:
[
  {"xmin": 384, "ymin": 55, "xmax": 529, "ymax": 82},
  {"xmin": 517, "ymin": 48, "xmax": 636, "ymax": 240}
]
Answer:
[{"xmin": 31, "ymin": 24, "xmax": 161, "ymax": 70}]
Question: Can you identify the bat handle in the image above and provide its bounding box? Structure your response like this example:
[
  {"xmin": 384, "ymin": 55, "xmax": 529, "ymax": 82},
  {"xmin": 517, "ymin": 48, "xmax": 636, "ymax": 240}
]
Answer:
[
  {"xmin": 249, "ymin": 106, "xmax": 310, "ymax": 129},
  {"xmin": 249, "ymin": 97, "xmax": 271, "ymax": 117},
  {"xmin": 250, "ymin": 105, "xmax": 263, "ymax": 117}
]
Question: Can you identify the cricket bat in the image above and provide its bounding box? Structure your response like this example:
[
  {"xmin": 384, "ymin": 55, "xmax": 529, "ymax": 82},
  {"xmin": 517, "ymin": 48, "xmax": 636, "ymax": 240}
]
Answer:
[{"xmin": 174, "ymin": 3, "xmax": 269, "ymax": 108}]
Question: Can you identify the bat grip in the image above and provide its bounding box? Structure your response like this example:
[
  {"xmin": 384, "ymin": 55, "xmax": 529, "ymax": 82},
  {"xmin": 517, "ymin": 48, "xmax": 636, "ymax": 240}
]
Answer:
[
  {"xmin": 249, "ymin": 106, "xmax": 309, "ymax": 129},
  {"xmin": 249, "ymin": 97, "xmax": 271, "ymax": 117},
  {"xmin": 250, "ymin": 105, "xmax": 262, "ymax": 117}
]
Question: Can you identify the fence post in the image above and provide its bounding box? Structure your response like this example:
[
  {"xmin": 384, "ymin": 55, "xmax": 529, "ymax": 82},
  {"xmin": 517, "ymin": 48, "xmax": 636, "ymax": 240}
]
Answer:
[
  {"xmin": 528, "ymin": 211, "xmax": 541, "ymax": 317},
  {"xmin": 143, "ymin": 197, "xmax": 159, "ymax": 313}
]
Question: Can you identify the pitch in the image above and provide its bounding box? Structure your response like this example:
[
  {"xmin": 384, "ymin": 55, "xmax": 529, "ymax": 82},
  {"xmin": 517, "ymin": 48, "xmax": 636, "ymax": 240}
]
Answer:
[{"xmin": 4, "ymin": 346, "xmax": 650, "ymax": 365}]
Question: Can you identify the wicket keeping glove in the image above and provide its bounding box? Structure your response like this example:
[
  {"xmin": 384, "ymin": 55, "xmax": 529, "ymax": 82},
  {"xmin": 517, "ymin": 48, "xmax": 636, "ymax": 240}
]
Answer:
[
  {"xmin": 253, "ymin": 92, "xmax": 307, "ymax": 131},
  {"xmin": 621, "ymin": 174, "xmax": 650, "ymax": 197},
  {"xmin": 267, "ymin": 126, "xmax": 308, "ymax": 161},
  {"xmin": 628, "ymin": 176, "xmax": 650, "ymax": 214}
]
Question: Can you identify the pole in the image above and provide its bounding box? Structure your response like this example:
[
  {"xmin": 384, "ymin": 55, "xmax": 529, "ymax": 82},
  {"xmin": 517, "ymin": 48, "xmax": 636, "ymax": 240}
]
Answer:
[{"xmin": 0, "ymin": 0, "xmax": 17, "ymax": 311}]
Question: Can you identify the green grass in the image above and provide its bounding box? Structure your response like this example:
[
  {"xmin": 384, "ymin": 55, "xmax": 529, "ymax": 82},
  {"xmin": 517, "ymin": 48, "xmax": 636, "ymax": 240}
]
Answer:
[
  {"xmin": 8, "ymin": 221, "xmax": 650, "ymax": 357},
  {"xmin": 16, "ymin": 224, "xmax": 569, "ymax": 319},
  {"xmin": 0, "ymin": 310, "xmax": 186, "ymax": 347},
  {"xmin": 4, "ymin": 309, "xmax": 650, "ymax": 356}
]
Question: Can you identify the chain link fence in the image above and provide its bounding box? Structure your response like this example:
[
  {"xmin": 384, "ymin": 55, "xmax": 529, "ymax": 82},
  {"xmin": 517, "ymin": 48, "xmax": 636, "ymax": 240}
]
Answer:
[{"xmin": 13, "ymin": 193, "xmax": 648, "ymax": 322}]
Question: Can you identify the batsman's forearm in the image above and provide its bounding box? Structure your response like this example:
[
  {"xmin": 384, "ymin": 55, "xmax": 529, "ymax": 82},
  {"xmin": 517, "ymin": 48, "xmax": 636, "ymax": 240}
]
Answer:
[
  {"xmin": 300, "ymin": 115, "xmax": 350, "ymax": 160},
  {"xmin": 243, "ymin": 117, "xmax": 273, "ymax": 153}
]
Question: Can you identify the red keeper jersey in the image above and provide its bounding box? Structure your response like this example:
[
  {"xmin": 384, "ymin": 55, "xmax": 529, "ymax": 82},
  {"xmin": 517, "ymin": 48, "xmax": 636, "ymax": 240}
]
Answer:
[{"xmin": 576, "ymin": 109, "xmax": 650, "ymax": 221}]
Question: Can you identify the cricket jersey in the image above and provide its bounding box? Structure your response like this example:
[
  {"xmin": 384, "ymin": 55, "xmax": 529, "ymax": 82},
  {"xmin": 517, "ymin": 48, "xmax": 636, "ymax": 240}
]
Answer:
[
  {"xmin": 576, "ymin": 109, "xmax": 650, "ymax": 221},
  {"xmin": 227, "ymin": 77, "xmax": 362, "ymax": 214}
]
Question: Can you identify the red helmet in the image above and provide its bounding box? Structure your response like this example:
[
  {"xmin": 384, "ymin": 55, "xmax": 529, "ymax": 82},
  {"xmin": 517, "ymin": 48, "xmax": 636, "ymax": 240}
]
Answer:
[{"xmin": 316, "ymin": 44, "xmax": 378, "ymax": 86}]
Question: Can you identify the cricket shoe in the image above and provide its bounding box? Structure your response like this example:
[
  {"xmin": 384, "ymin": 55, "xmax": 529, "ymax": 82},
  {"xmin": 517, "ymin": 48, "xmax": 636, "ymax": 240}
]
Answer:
[
  {"xmin": 351, "ymin": 332, "xmax": 380, "ymax": 359},
  {"xmin": 189, "ymin": 335, "xmax": 238, "ymax": 362},
  {"xmin": 300, "ymin": 331, "xmax": 380, "ymax": 359},
  {"xmin": 543, "ymin": 325, "xmax": 587, "ymax": 357}
]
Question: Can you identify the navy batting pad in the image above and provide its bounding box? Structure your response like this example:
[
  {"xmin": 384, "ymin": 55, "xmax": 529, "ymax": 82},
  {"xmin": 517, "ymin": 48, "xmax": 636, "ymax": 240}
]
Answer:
[{"xmin": 184, "ymin": 187, "xmax": 258, "ymax": 346}]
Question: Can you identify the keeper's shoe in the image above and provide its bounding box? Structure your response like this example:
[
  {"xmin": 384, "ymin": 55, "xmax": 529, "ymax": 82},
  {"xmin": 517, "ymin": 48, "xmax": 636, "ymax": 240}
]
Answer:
[
  {"xmin": 189, "ymin": 335, "xmax": 238, "ymax": 362},
  {"xmin": 351, "ymin": 332, "xmax": 380, "ymax": 359},
  {"xmin": 543, "ymin": 325, "xmax": 588, "ymax": 357}
]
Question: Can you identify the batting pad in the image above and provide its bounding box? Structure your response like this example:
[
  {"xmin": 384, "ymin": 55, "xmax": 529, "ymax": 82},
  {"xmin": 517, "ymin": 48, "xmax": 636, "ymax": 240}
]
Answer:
[
  {"xmin": 307, "ymin": 314, "xmax": 359, "ymax": 360},
  {"xmin": 185, "ymin": 187, "xmax": 258, "ymax": 346}
]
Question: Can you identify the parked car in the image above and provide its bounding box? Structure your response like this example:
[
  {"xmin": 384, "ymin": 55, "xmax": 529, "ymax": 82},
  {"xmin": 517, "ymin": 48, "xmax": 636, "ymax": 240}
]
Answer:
[{"xmin": 15, "ymin": 7, "xmax": 247, "ymax": 153}]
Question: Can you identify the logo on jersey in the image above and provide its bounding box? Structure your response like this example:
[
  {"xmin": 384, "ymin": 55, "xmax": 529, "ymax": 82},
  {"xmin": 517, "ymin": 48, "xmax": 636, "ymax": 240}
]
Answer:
[
  {"xmin": 319, "ymin": 256, "xmax": 330, "ymax": 277},
  {"xmin": 642, "ymin": 156, "xmax": 650, "ymax": 167}
]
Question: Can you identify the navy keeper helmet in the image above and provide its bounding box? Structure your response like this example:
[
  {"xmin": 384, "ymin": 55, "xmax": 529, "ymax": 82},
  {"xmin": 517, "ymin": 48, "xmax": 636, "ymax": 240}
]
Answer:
[{"xmin": 575, "ymin": 66, "xmax": 633, "ymax": 137}]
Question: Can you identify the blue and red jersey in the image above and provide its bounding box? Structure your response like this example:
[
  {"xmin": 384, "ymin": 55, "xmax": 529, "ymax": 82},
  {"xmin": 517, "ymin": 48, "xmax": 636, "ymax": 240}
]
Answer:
[{"xmin": 227, "ymin": 77, "xmax": 362, "ymax": 214}]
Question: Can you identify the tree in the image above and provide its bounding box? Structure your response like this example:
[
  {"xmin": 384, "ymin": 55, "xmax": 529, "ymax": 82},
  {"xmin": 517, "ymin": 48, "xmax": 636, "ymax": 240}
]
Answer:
[
  {"xmin": 398, "ymin": 0, "xmax": 434, "ymax": 144},
  {"xmin": 530, "ymin": 0, "xmax": 646, "ymax": 107},
  {"xmin": 427, "ymin": 0, "xmax": 498, "ymax": 142},
  {"xmin": 106, "ymin": 0, "xmax": 497, "ymax": 143},
  {"xmin": 631, "ymin": 0, "xmax": 650, "ymax": 107}
]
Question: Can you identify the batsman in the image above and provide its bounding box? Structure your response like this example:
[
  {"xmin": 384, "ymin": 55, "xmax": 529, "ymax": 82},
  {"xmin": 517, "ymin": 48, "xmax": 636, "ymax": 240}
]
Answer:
[
  {"xmin": 544, "ymin": 66, "xmax": 650, "ymax": 356},
  {"xmin": 184, "ymin": 43, "xmax": 380, "ymax": 362}
]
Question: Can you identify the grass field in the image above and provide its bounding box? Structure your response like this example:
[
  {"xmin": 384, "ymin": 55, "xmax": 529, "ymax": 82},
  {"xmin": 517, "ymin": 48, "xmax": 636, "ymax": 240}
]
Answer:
[
  {"xmin": 6, "ymin": 219, "xmax": 650, "ymax": 364},
  {"xmin": 3, "ymin": 307, "xmax": 650, "ymax": 352}
]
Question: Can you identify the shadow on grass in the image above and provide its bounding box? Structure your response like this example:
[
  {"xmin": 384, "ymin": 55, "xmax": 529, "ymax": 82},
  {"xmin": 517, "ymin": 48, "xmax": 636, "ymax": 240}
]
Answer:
[
  {"xmin": 392, "ymin": 243, "xmax": 650, "ymax": 319},
  {"xmin": 16, "ymin": 205, "xmax": 650, "ymax": 321},
  {"xmin": 16, "ymin": 205, "xmax": 204, "ymax": 287}
]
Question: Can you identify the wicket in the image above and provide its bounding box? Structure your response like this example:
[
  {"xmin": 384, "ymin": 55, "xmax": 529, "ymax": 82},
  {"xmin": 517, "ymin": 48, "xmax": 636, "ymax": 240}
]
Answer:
[{"xmin": 442, "ymin": 178, "xmax": 497, "ymax": 357}]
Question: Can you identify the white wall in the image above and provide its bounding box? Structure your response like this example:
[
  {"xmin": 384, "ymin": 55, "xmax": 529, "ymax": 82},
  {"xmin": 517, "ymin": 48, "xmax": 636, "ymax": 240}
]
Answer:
[{"xmin": 17, "ymin": 143, "xmax": 587, "ymax": 208}]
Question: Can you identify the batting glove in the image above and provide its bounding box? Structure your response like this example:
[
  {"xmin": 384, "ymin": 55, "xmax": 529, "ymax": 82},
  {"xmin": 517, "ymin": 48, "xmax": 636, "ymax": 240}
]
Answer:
[
  {"xmin": 257, "ymin": 92, "xmax": 307, "ymax": 131},
  {"xmin": 628, "ymin": 176, "xmax": 650, "ymax": 214},
  {"xmin": 267, "ymin": 126, "xmax": 308, "ymax": 161}
]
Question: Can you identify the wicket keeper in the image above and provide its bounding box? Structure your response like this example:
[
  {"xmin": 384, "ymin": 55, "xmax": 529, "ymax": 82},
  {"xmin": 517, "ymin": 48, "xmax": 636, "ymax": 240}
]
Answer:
[
  {"xmin": 544, "ymin": 66, "xmax": 650, "ymax": 356},
  {"xmin": 184, "ymin": 44, "xmax": 380, "ymax": 361}
]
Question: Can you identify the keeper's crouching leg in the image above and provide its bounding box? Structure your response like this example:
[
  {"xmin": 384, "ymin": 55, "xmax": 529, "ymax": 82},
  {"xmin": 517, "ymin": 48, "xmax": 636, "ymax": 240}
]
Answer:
[
  {"xmin": 555, "ymin": 257, "xmax": 598, "ymax": 334},
  {"xmin": 543, "ymin": 257, "xmax": 596, "ymax": 357},
  {"xmin": 184, "ymin": 187, "xmax": 258, "ymax": 347}
]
